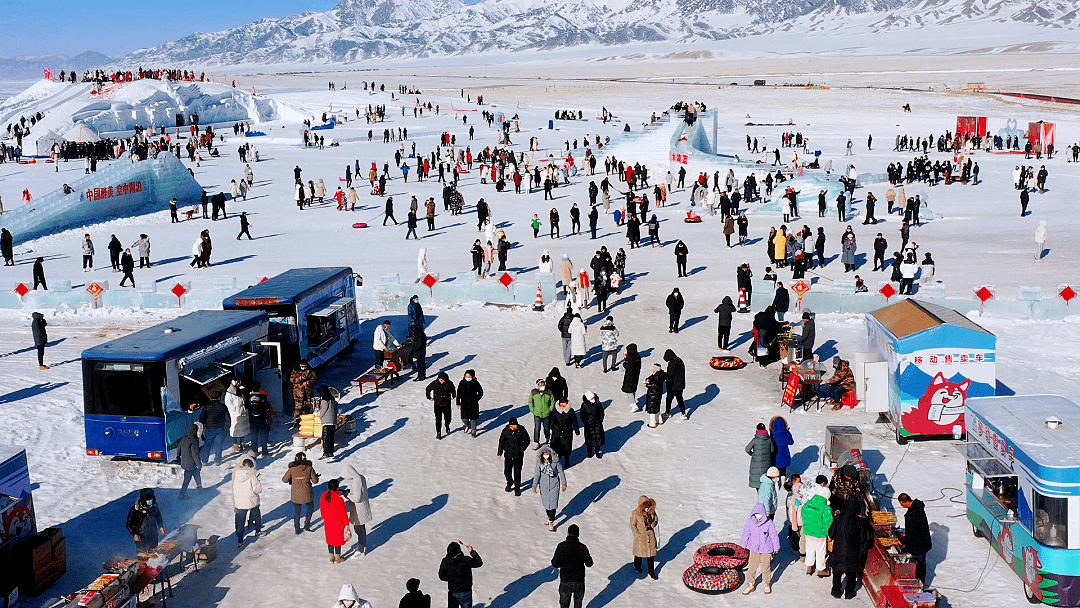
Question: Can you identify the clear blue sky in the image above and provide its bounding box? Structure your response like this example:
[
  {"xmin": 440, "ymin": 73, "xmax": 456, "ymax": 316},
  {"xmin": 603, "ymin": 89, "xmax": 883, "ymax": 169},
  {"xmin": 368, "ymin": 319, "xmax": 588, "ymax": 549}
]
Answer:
[{"xmin": 0, "ymin": 0, "xmax": 340, "ymax": 57}]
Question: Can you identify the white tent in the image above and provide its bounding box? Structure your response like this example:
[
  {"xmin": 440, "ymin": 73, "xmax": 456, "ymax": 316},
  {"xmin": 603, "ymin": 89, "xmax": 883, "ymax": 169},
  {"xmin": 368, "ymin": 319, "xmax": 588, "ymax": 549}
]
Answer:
[
  {"xmin": 63, "ymin": 123, "xmax": 99, "ymax": 143},
  {"xmin": 35, "ymin": 131, "xmax": 64, "ymax": 157}
]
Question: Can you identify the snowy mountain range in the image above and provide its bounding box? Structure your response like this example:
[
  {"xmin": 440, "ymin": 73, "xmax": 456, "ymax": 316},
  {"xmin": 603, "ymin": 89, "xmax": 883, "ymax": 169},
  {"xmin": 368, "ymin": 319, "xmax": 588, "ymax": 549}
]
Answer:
[
  {"xmin": 115, "ymin": 0, "xmax": 1080, "ymax": 67},
  {"xmin": 0, "ymin": 51, "xmax": 109, "ymax": 80}
]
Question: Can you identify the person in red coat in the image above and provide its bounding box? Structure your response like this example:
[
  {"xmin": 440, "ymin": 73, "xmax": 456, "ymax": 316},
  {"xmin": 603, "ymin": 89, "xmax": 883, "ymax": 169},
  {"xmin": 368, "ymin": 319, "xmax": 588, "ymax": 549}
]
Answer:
[{"xmin": 321, "ymin": 479, "xmax": 350, "ymax": 563}]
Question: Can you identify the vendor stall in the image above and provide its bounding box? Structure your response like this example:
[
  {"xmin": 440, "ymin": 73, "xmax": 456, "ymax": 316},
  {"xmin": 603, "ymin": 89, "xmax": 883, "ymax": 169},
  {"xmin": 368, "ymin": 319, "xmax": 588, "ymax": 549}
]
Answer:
[
  {"xmin": 961, "ymin": 395, "xmax": 1080, "ymax": 606},
  {"xmin": 866, "ymin": 299, "xmax": 996, "ymax": 444},
  {"xmin": 956, "ymin": 116, "xmax": 987, "ymax": 139},
  {"xmin": 1029, "ymin": 122, "xmax": 1056, "ymax": 153},
  {"xmin": 0, "ymin": 446, "xmax": 67, "ymax": 598}
]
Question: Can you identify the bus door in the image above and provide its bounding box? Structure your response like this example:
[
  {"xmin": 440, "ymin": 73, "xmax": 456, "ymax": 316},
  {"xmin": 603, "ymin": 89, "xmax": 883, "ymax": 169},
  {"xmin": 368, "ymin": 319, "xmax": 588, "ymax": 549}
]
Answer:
[{"xmin": 255, "ymin": 341, "xmax": 285, "ymax": 413}]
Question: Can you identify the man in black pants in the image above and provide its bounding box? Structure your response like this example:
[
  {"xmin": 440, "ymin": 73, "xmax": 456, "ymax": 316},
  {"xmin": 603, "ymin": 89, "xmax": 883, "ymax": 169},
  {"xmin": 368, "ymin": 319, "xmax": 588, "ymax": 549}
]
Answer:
[
  {"xmin": 496, "ymin": 417, "xmax": 530, "ymax": 495},
  {"xmin": 899, "ymin": 493, "xmax": 933, "ymax": 583},
  {"xmin": 663, "ymin": 349, "xmax": 687, "ymax": 420},
  {"xmin": 383, "ymin": 197, "xmax": 398, "ymax": 225},
  {"xmin": 425, "ymin": 373, "xmax": 456, "ymax": 440},
  {"xmin": 31, "ymin": 312, "xmax": 48, "ymax": 369},
  {"xmin": 551, "ymin": 524, "xmax": 593, "ymax": 608}
]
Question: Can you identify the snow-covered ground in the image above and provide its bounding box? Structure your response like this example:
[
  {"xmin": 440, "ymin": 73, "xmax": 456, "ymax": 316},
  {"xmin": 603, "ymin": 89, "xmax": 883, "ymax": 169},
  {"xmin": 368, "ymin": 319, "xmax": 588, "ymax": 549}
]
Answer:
[{"xmin": 1, "ymin": 70, "xmax": 1078, "ymax": 608}]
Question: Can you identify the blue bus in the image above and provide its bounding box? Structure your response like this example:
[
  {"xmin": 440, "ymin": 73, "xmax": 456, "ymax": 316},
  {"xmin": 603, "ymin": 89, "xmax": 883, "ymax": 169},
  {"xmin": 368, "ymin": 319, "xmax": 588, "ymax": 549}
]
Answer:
[
  {"xmin": 222, "ymin": 267, "xmax": 360, "ymax": 410},
  {"xmin": 81, "ymin": 310, "xmax": 269, "ymax": 461}
]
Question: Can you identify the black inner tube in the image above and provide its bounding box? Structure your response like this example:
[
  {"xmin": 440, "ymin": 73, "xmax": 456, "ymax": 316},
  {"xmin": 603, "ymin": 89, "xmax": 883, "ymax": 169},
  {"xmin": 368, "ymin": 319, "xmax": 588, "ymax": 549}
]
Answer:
[
  {"xmin": 707, "ymin": 546, "xmax": 736, "ymax": 558},
  {"xmin": 699, "ymin": 566, "xmax": 725, "ymax": 576}
]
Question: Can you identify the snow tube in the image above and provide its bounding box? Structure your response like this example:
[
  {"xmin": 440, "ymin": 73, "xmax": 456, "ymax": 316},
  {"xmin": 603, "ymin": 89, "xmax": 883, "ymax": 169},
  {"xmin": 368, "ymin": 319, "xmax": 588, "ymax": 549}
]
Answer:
[
  {"xmin": 683, "ymin": 564, "xmax": 742, "ymax": 594},
  {"xmin": 709, "ymin": 356, "xmax": 745, "ymax": 370},
  {"xmin": 693, "ymin": 543, "xmax": 749, "ymax": 569},
  {"xmin": 352, "ymin": 223, "xmax": 368, "ymax": 228},
  {"xmin": 683, "ymin": 217, "xmax": 702, "ymax": 223}
]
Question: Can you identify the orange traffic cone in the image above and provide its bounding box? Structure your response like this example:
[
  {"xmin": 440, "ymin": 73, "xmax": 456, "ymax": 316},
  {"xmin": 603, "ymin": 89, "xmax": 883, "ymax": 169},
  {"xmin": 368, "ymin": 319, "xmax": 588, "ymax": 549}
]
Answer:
[
  {"xmin": 533, "ymin": 282, "xmax": 545, "ymax": 311},
  {"xmin": 738, "ymin": 289, "xmax": 749, "ymax": 313}
]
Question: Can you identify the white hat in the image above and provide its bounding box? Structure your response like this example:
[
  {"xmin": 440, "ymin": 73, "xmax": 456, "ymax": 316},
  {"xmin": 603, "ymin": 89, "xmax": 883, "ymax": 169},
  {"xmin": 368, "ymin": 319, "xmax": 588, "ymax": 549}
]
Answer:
[{"xmin": 584, "ymin": 390, "xmax": 596, "ymax": 400}]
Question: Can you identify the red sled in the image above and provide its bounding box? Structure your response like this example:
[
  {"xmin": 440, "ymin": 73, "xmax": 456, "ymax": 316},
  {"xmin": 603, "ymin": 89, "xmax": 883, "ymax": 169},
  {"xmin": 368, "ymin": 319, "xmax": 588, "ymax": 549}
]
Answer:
[{"xmin": 352, "ymin": 223, "xmax": 368, "ymax": 228}]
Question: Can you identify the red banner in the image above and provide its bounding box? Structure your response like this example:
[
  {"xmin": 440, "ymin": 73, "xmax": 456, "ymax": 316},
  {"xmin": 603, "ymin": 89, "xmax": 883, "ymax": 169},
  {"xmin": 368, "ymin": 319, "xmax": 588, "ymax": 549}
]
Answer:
[{"xmin": 781, "ymin": 372, "xmax": 800, "ymax": 408}]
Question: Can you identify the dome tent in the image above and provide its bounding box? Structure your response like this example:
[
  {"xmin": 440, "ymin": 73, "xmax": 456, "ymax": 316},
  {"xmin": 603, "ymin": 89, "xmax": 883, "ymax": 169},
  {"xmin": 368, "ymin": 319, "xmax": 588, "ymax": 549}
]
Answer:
[
  {"xmin": 63, "ymin": 122, "xmax": 99, "ymax": 143},
  {"xmin": 35, "ymin": 130, "xmax": 64, "ymax": 157}
]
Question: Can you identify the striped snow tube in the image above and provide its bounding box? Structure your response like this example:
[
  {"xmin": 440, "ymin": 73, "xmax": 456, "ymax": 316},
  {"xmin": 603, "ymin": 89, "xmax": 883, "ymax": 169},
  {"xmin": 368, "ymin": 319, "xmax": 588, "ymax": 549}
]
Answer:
[
  {"xmin": 709, "ymin": 356, "xmax": 745, "ymax": 370},
  {"xmin": 683, "ymin": 564, "xmax": 743, "ymax": 593},
  {"xmin": 693, "ymin": 543, "xmax": 750, "ymax": 569}
]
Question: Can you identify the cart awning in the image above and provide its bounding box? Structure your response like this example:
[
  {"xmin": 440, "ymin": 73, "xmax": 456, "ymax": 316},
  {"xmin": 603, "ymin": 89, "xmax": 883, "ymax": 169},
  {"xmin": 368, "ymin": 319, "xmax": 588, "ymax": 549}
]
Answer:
[
  {"xmin": 957, "ymin": 442, "xmax": 1015, "ymax": 478},
  {"xmin": 216, "ymin": 350, "xmax": 257, "ymax": 369},
  {"xmin": 308, "ymin": 298, "xmax": 351, "ymax": 318},
  {"xmin": 180, "ymin": 363, "xmax": 230, "ymax": 386}
]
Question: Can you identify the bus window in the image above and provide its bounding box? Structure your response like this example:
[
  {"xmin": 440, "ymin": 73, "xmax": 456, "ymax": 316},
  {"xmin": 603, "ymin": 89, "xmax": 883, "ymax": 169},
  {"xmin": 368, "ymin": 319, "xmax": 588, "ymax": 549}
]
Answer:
[
  {"xmin": 307, "ymin": 310, "xmax": 343, "ymax": 349},
  {"xmin": 87, "ymin": 362, "xmax": 164, "ymax": 417},
  {"xmin": 1033, "ymin": 492, "xmax": 1069, "ymax": 548},
  {"xmin": 984, "ymin": 475, "xmax": 1018, "ymax": 513}
]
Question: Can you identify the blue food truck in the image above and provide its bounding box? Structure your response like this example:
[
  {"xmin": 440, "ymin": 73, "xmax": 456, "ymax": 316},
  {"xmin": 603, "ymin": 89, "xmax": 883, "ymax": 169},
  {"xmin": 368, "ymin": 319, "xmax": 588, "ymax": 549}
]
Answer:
[
  {"xmin": 81, "ymin": 310, "xmax": 269, "ymax": 461},
  {"xmin": 222, "ymin": 267, "xmax": 360, "ymax": 409},
  {"xmin": 961, "ymin": 395, "xmax": 1080, "ymax": 606}
]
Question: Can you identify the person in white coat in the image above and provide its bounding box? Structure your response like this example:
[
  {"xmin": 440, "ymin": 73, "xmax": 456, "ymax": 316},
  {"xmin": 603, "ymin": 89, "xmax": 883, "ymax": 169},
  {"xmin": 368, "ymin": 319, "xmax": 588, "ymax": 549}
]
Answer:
[
  {"xmin": 232, "ymin": 454, "xmax": 263, "ymax": 546},
  {"xmin": 539, "ymin": 250, "xmax": 553, "ymax": 273},
  {"xmin": 568, "ymin": 314, "xmax": 587, "ymax": 368},
  {"xmin": 417, "ymin": 248, "xmax": 428, "ymax": 283},
  {"xmin": 1035, "ymin": 220, "xmax": 1048, "ymax": 260},
  {"xmin": 373, "ymin": 320, "xmax": 400, "ymax": 364},
  {"xmin": 333, "ymin": 584, "xmax": 372, "ymax": 608},
  {"xmin": 225, "ymin": 379, "xmax": 250, "ymax": 451},
  {"xmin": 190, "ymin": 237, "xmax": 204, "ymax": 268},
  {"xmin": 342, "ymin": 465, "xmax": 372, "ymax": 556}
]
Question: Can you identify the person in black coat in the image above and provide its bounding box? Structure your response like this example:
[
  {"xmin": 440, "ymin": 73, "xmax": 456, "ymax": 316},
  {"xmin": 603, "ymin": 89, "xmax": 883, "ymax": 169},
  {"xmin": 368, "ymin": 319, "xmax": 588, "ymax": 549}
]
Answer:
[
  {"xmin": 1020, "ymin": 187, "xmax": 1029, "ymax": 216},
  {"xmin": 1, "ymin": 228, "xmax": 13, "ymax": 266},
  {"xmin": 773, "ymin": 283, "xmax": 790, "ymax": 322},
  {"xmin": 736, "ymin": 263, "xmax": 753, "ymax": 309},
  {"xmin": 665, "ymin": 288, "xmax": 684, "ymax": 333},
  {"xmin": 815, "ymin": 228, "xmax": 827, "ymax": 269},
  {"xmin": 589, "ymin": 251, "xmax": 606, "ymax": 282},
  {"xmin": 108, "ymin": 234, "xmax": 123, "ymax": 271},
  {"xmin": 546, "ymin": 367, "xmax": 569, "ymax": 404},
  {"xmin": 438, "ymin": 542, "xmax": 483, "ymax": 608},
  {"xmin": 579, "ymin": 391, "xmax": 605, "ymax": 458},
  {"xmin": 497, "ymin": 417, "xmax": 531, "ymax": 495},
  {"xmin": 550, "ymin": 399, "xmax": 580, "ymax": 469},
  {"xmin": 399, "ymin": 578, "xmax": 431, "ymax": 608},
  {"xmin": 119, "ymin": 249, "xmax": 136, "ymax": 287},
  {"xmin": 126, "ymin": 488, "xmax": 165, "ymax": 554},
  {"xmin": 898, "ymin": 493, "xmax": 933, "ymax": 582},
  {"xmin": 425, "ymin": 372, "xmax": 456, "ymax": 439},
  {"xmin": 674, "ymin": 240, "xmax": 689, "ymax": 277},
  {"xmin": 621, "ymin": 343, "xmax": 642, "ymax": 411},
  {"xmin": 177, "ymin": 423, "xmax": 203, "ymax": 499},
  {"xmin": 828, "ymin": 498, "xmax": 871, "ymax": 599},
  {"xmin": 662, "ymin": 349, "xmax": 687, "ymax": 419},
  {"xmin": 551, "ymin": 524, "xmax": 594, "ymax": 608},
  {"xmin": 873, "ymin": 234, "xmax": 888, "ymax": 271},
  {"xmin": 456, "ymin": 370, "xmax": 484, "ymax": 437},
  {"xmin": 31, "ymin": 311, "xmax": 48, "ymax": 369},
  {"xmin": 643, "ymin": 364, "xmax": 665, "ymax": 428},
  {"xmin": 796, "ymin": 311, "xmax": 816, "ymax": 360},
  {"xmin": 714, "ymin": 295, "xmax": 736, "ymax": 350},
  {"xmin": 408, "ymin": 323, "xmax": 427, "ymax": 381},
  {"xmin": 32, "ymin": 257, "xmax": 47, "ymax": 290},
  {"xmin": 588, "ymin": 205, "xmax": 599, "ymax": 239},
  {"xmin": 752, "ymin": 306, "xmax": 782, "ymax": 366}
]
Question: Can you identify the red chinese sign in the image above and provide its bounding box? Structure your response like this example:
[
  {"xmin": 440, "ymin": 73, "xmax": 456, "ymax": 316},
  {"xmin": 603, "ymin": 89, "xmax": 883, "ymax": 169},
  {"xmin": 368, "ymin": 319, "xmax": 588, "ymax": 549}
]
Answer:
[
  {"xmin": 781, "ymin": 372, "xmax": 800, "ymax": 408},
  {"xmin": 974, "ymin": 417, "xmax": 1016, "ymax": 469},
  {"xmin": 171, "ymin": 283, "xmax": 188, "ymax": 304},
  {"xmin": 669, "ymin": 153, "xmax": 688, "ymax": 164},
  {"xmin": 499, "ymin": 273, "xmax": 514, "ymax": 288},
  {"xmin": 87, "ymin": 282, "xmax": 104, "ymax": 299},
  {"xmin": 85, "ymin": 180, "xmax": 143, "ymax": 202},
  {"xmin": 1061, "ymin": 285, "xmax": 1076, "ymax": 305},
  {"xmin": 791, "ymin": 280, "xmax": 810, "ymax": 297},
  {"xmin": 14, "ymin": 283, "xmax": 28, "ymax": 297},
  {"xmin": 975, "ymin": 286, "xmax": 994, "ymax": 303},
  {"xmin": 879, "ymin": 283, "xmax": 896, "ymax": 301}
]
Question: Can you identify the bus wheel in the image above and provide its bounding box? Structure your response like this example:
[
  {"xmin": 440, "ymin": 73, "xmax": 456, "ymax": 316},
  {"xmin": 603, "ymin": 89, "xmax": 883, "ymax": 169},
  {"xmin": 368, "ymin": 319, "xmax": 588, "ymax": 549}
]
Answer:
[
  {"xmin": 895, "ymin": 428, "xmax": 908, "ymax": 445},
  {"xmin": 1024, "ymin": 582, "xmax": 1040, "ymax": 604},
  {"xmin": 971, "ymin": 524, "xmax": 982, "ymax": 538}
]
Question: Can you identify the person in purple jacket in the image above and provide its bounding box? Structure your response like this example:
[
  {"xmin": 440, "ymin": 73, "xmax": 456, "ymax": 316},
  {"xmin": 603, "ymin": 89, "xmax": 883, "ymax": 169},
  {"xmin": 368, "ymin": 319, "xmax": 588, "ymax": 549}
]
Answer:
[{"xmin": 741, "ymin": 503, "xmax": 781, "ymax": 595}]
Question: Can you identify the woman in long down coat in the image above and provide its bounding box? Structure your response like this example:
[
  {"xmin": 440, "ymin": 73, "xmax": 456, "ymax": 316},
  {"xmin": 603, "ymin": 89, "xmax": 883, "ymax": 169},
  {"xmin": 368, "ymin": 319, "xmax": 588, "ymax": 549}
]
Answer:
[
  {"xmin": 621, "ymin": 343, "xmax": 641, "ymax": 411},
  {"xmin": 320, "ymin": 479, "xmax": 350, "ymax": 563},
  {"xmin": 550, "ymin": 399, "xmax": 580, "ymax": 469},
  {"xmin": 342, "ymin": 465, "xmax": 372, "ymax": 556},
  {"xmin": 456, "ymin": 369, "xmax": 484, "ymax": 437},
  {"xmin": 630, "ymin": 495, "xmax": 659, "ymax": 579},
  {"xmin": 579, "ymin": 391, "xmax": 606, "ymax": 459},
  {"xmin": 568, "ymin": 314, "xmax": 587, "ymax": 367},
  {"xmin": 745, "ymin": 422, "xmax": 776, "ymax": 489},
  {"xmin": 533, "ymin": 445, "xmax": 567, "ymax": 532},
  {"xmin": 841, "ymin": 233, "xmax": 857, "ymax": 272}
]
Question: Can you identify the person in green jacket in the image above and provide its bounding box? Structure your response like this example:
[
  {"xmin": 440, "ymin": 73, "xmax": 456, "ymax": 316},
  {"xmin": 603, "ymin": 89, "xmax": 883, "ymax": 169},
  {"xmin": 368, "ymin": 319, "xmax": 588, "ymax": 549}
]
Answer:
[
  {"xmin": 531, "ymin": 215, "xmax": 542, "ymax": 238},
  {"xmin": 799, "ymin": 477, "xmax": 833, "ymax": 576},
  {"xmin": 529, "ymin": 379, "xmax": 555, "ymax": 448}
]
